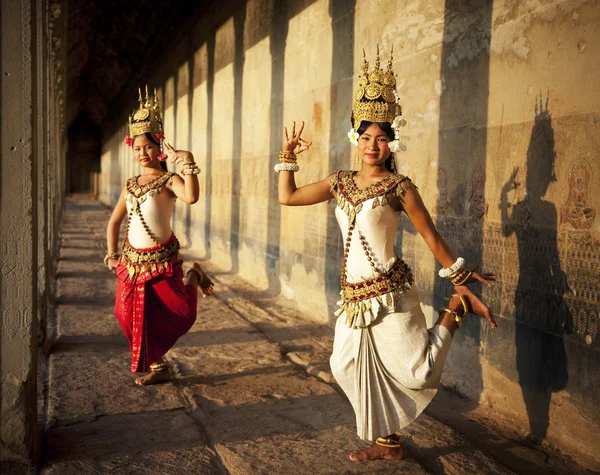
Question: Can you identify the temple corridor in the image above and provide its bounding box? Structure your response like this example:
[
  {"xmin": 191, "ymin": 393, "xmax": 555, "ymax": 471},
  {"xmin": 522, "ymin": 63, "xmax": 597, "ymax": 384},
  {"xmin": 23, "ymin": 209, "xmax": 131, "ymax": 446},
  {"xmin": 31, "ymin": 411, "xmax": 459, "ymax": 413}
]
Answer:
[{"xmin": 1, "ymin": 0, "xmax": 599, "ymax": 473}]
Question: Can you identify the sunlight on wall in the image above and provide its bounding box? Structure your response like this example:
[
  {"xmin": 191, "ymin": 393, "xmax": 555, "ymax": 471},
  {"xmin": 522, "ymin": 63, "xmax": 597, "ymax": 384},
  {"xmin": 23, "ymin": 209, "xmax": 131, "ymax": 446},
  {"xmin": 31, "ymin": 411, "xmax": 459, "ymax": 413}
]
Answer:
[
  {"xmin": 190, "ymin": 43, "xmax": 210, "ymax": 257},
  {"xmin": 210, "ymin": 18, "xmax": 235, "ymax": 271},
  {"xmin": 239, "ymin": 36, "xmax": 271, "ymax": 289},
  {"xmin": 173, "ymin": 61, "xmax": 192, "ymax": 247}
]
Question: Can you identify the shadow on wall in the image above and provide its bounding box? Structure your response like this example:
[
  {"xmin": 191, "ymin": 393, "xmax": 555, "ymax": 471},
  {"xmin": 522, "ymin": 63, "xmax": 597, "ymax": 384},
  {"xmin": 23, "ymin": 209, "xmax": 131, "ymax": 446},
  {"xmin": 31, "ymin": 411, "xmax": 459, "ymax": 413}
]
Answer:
[
  {"xmin": 500, "ymin": 92, "xmax": 572, "ymax": 443},
  {"xmin": 324, "ymin": 0, "xmax": 356, "ymax": 325},
  {"xmin": 110, "ymin": 149, "xmax": 121, "ymax": 205},
  {"xmin": 229, "ymin": 5, "xmax": 247, "ymax": 275},
  {"xmin": 259, "ymin": 0, "xmax": 289, "ymax": 298}
]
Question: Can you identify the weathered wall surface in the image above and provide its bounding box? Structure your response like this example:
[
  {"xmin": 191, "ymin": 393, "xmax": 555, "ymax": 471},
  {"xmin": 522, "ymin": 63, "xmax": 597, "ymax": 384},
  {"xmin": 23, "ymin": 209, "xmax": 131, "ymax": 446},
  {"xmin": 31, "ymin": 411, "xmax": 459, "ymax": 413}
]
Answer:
[
  {"xmin": 98, "ymin": 0, "xmax": 600, "ymax": 464},
  {"xmin": 0, "ymin": 0, "xmax": 67, "ymax": 469}
]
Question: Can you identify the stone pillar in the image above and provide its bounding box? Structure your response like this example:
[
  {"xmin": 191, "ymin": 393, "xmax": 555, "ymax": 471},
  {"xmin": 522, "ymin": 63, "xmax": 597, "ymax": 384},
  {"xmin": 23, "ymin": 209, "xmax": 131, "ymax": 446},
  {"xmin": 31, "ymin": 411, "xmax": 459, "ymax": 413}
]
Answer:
[{"xmin": 0, "ymin": 0, "xmax": 38, "ymax": 467}]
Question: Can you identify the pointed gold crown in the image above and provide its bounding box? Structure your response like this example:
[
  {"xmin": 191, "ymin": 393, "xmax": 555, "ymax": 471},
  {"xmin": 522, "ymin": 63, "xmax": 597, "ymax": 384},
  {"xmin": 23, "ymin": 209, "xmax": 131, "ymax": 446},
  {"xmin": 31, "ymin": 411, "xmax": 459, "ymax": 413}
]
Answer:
[
  {"xmin": 128, "ymin": 86, "xmax": 163, "ymax": 138},
  {"xmin": 352, "ymin": 46, "xmax": 401, "ymax": 128}
]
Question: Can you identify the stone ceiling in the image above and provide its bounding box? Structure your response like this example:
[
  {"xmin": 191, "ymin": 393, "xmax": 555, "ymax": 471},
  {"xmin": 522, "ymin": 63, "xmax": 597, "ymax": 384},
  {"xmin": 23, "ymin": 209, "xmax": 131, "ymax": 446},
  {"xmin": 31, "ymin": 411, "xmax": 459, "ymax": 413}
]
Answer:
[{"xmin": 67, "ymin": 0, "xmax": 192, "ymax": 128}]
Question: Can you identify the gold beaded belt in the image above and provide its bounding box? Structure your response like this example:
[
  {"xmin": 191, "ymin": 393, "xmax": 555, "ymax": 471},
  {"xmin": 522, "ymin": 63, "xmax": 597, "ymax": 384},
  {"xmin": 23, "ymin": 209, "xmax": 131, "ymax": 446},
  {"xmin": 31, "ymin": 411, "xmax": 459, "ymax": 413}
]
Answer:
[
  {"xmin": 119, "ymin": 235, "xmax": 180, "ymax": 282},
  {"xmin": 341, "ymin": 257, "xmax": 414, "ymax": 303},
  {"xmin": 121, "ymin": 236, "xmax": 180, "ymax": 265}
]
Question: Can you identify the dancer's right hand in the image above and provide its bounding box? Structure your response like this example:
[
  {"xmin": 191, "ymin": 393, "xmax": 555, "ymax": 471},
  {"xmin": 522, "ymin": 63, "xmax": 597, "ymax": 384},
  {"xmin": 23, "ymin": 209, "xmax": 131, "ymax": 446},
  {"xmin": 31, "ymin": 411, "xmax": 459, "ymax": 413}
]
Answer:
[
  {"xmin": 107, "ymin": 258, "xmax": 118, "ymax": 273},
  {"xmin": 283, "ymin": 121, "xmax": 312, "ymax": 154}
]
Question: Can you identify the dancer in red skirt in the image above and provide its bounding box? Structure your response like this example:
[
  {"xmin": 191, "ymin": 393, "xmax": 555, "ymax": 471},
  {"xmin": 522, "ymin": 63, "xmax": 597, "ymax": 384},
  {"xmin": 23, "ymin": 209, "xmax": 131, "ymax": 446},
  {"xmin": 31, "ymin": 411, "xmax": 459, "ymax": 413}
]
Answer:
[{"xmin": 105, "ymin": 86, "xmax": 213, "ymax": 385}]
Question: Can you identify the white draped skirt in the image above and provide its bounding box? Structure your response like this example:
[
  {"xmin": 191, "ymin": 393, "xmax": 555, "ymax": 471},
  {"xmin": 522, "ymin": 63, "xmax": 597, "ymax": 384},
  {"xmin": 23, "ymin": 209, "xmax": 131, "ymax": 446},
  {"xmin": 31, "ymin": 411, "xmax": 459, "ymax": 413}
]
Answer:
[{"xmin": 330, "ymin": 286, "xmax": 452, "ymax": 441}]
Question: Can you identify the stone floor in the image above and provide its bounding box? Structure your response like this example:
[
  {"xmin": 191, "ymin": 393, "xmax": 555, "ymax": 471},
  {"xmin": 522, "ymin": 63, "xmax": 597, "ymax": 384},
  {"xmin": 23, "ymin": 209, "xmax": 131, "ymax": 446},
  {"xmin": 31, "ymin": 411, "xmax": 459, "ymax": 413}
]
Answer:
[{"xmin": 39, "ymin": 196, "xmax": 595, "ymax": 475}]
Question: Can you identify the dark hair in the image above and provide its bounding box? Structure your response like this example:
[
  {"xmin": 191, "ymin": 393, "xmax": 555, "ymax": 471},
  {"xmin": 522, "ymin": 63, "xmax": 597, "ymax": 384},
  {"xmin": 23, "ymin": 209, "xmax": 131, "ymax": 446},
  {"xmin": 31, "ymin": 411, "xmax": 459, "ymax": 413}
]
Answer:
[
  {"xmin": 356, "ymin": 121, "xmax": 395, "ymax": 173},
  {"xmin": 133, "ymin": 132, "xmax": 167, "ymax": 171}
]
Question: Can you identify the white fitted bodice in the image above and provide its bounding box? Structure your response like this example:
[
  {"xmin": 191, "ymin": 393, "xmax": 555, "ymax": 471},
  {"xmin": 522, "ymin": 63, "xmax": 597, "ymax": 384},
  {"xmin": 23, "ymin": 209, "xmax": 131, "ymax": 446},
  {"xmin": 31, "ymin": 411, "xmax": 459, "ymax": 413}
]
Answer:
[
  {"xmin": 335, "ymin": 197, "xmax": 400, "ymax": 283},
  {"xmin": 125, "ymin": 173, "xmax": 176, "ymax": 249}
]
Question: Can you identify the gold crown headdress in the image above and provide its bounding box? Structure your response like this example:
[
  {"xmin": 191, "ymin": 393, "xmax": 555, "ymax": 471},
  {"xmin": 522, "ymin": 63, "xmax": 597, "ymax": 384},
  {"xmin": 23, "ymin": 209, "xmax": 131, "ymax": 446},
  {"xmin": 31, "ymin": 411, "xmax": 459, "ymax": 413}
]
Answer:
[
  {"xmin": 352, "ymin": 46, "xmax": 401, "ymax": 128},
  {"xmin": 128, "ymin": 86, "xmax": 163, "ymax": 139}
]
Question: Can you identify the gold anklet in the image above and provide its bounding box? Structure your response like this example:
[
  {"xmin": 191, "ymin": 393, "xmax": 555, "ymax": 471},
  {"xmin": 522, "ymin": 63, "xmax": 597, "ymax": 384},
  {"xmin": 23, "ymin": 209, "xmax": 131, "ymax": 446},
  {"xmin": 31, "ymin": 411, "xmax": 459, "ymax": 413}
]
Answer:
[
  {"xmin": 149, "ymin": 361, "xmax": 169, "ymax": 373},
  {"xmin": 375, "ymin": 436, "xmax": 401, "ymax": 448}
]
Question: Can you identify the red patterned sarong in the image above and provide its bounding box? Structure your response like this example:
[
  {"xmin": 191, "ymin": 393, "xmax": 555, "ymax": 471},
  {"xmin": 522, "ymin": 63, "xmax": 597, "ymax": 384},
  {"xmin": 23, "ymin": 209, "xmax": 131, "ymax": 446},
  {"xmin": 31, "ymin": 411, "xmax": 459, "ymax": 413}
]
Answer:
[{"xmin": 114, "ymin": 234, "xmax": 197, "ymax": 372}]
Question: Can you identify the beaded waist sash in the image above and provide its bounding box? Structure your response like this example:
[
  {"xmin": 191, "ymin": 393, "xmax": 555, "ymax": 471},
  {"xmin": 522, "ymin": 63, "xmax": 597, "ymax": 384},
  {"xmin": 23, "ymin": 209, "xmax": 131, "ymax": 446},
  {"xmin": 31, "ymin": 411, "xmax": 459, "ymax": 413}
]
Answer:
[
  {"xmin": 337, "ymin": 257, "xmax": 414, "ymax": 329},
  {"xmin": 341, "ymin": 257, "xmax": 413, "ymax": 303},
  {"xmin": 119, "ymin": 234, "xmax": 180, "ymax": 282}
]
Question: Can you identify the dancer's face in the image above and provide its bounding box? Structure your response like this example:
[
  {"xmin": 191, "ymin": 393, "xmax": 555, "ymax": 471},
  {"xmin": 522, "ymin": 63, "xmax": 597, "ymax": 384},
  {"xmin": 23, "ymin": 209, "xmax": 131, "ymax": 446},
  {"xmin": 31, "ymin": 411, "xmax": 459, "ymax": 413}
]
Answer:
[
  {"xmin": 357, "ymin": 123, "xmax": 391, "ymax": 166},
  {"xmin": 133, "ymin": 134, "xmax": 160, "ymax": 168}
]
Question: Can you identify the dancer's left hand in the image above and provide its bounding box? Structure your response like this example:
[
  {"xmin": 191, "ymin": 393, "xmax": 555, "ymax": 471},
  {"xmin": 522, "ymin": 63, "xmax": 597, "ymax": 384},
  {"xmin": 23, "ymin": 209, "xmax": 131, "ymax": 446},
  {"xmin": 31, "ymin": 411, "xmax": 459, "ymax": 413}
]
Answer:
[
  {"xmin": 454, "ymin": 281, "xmax": 498, "ymax": 329},
  {"xmin": 463, "ymin": 267, "xmax": 496, "ymax": 286},
  {"xmin": 164, "ymin": 142, "xmax": 194, "ymax": 165}
]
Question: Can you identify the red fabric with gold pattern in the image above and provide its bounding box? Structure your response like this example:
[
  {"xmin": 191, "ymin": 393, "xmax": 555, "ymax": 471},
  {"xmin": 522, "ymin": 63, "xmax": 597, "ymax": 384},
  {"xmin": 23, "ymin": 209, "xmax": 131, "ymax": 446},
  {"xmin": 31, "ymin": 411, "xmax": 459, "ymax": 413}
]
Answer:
[{"xmin": 114, "ymin": 238, "xmax": 197, "ymax": 373}]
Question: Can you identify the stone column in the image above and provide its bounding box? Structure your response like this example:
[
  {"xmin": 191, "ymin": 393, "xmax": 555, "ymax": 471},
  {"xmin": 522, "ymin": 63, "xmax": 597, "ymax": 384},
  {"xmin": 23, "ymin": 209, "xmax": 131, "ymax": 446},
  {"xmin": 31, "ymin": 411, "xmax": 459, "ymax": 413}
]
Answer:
[{"xmin": 0, "ymin": 0, "xmax": 38, "ymax": 467}]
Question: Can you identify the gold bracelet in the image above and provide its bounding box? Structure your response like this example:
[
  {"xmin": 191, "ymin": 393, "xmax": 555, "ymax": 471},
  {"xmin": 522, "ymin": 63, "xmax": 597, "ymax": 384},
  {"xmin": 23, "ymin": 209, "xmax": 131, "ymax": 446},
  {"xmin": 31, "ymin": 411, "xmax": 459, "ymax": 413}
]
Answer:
[
  {"xmin": 450, "ymin": 269, "xmax": 469, "ymax": 285},
  {"xmin": 439, "ymin": 306, "xmax": 462, "ymax": 328},
  {"xmin": 279, "ymin": 151, "xmax": 296, "ymax": 161},
  {"xmin": 279, "ymin": 158, "xmax": 297, "ymax": 164},
  {"xmin": 104, "ymin": 252, "xmax": 119, "ymax": 265},
  {"xmin": 457, "ymin": 294, "xmax": 470, "ymax": 316},
  {"xmin": 447, "ymin": 266, "xmax": 466, "ymax": 280},
  {"xmin": 450, "ymin": 267, "xmax": 467, "ymax": 280},
  {"xmin": 453, "ymin": 270, "xmax": 472, "ymax": 286}
]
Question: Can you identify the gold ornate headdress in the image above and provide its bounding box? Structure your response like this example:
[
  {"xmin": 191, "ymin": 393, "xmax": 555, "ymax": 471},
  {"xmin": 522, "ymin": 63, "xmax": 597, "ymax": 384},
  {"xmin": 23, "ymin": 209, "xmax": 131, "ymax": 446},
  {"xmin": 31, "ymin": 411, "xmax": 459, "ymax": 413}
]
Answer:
[
  {"xmin": 352, "ymin": 46, "xmax": 401, "ymax": 128},
  {"xmin": 128, "ymin": 86, "xmax": 163, "ymax": 139}
]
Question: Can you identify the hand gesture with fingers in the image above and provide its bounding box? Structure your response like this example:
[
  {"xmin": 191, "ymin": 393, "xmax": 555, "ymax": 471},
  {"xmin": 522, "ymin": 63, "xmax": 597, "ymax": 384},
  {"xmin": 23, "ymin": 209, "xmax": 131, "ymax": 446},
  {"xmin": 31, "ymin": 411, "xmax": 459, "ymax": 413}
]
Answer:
[
  {"xmin": 283, "ymin": 121, "xmax": 312, "ymax": 155},
  {"xmin": 164, "ymin": 141, "xmax": 194, "ymax": 165},
  {"xmin": 501, "ymin": 166, "xmax": 519, "ymax": 199}
]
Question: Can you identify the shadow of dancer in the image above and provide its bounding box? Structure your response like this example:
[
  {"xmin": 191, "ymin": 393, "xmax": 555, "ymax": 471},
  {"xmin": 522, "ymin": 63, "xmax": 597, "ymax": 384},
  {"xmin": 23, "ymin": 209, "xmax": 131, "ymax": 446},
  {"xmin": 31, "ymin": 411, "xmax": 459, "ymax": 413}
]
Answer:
[{"xmin": 500, "ymin": 91, "xmax": 572, "ymax": 444}]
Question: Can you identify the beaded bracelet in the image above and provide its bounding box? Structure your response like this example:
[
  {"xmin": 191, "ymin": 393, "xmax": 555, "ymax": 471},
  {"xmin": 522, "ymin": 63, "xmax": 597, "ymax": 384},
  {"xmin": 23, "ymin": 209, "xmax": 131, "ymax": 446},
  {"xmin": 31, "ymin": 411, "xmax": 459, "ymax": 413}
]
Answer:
[
  {"xmin": 181, "ymin": 166, "xmax": 201, "ymax": 176},
  {"xmin": 274, "ymin": 162, "xmax": 300, "ymax": 172},
  {"xmin": 438, "ymin": 257, "xmax": 465, "ymax": 278}
]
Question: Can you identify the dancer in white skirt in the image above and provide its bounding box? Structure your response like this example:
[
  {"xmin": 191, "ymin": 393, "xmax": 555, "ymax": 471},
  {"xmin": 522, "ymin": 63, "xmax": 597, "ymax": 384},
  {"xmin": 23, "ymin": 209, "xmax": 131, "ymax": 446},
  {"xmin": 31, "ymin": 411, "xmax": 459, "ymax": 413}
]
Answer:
[{"xmin": 276, "ymin": 49, "xmax": 498, "ymax": 461}]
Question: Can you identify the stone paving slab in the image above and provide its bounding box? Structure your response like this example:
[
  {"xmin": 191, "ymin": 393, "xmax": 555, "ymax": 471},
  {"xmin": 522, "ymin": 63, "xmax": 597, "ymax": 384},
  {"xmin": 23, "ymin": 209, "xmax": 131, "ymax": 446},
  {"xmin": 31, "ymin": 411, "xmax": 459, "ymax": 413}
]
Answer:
[
  {"xmin": 47, "ymin": 338, "xmax": 187, "ymax": 424},
  {"xmin": 43, "ymin": 410, "xmax": 225, "ymax": 475}
]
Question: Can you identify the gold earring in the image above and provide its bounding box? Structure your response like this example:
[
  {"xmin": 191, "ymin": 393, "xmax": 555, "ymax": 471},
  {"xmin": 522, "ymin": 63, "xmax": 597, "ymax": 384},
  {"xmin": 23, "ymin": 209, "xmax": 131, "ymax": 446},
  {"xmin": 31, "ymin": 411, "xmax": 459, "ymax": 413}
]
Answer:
[{"xmin": 355, "ymin": 150, "xmax": 361, "ymax": 168}]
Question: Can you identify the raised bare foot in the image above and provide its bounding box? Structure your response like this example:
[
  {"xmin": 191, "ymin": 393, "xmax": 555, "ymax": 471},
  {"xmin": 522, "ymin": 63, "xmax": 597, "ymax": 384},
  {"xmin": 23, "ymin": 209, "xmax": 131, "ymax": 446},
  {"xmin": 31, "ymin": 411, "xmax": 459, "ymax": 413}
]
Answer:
[
  {"xmin": 135, "ymin": 370, "xmax": 171, "ymax": 386},
  {"xmin": 190, "ymin": 262, "xmax": 214, "ymax": 297},
  {"xmin": 349, "ymin": 442, "xmax": 404, "ymax": 461}
]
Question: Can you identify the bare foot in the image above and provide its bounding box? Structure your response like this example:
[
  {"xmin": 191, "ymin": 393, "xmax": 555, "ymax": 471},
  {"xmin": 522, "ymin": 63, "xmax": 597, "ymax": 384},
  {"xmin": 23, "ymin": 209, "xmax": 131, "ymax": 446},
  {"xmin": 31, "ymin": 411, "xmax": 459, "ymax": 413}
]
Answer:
[
  {"xmin": 349, "ymin": 442, "xmax": 404, "ymax": 461},
  {"xmin": 190, "ymin": 262, "xmax": 214, "ymax": 297},
  {"xmin": 135, "ymin": 371, "xmax": 171, "ymax": 386}
]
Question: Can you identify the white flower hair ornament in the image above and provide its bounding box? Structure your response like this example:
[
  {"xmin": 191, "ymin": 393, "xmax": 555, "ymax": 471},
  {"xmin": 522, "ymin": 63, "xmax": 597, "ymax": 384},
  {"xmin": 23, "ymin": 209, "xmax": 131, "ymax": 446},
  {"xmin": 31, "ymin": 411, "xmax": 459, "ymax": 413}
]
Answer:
[
  {"xmin": 347, "ymin": 128, "xmax": 359, "ymax": 146},
  {"xmin": 387, "ymin": 113, "xmax": 406, "ymax": 153}
]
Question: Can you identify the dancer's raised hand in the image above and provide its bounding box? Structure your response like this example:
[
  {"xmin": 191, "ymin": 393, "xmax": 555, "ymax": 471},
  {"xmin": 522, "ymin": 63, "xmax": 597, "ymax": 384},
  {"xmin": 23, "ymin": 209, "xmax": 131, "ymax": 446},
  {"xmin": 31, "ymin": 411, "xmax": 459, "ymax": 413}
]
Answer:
[
  {"xmin": 164, "ymin": 141, "xmax": 194, "ymax": 165},
  {"xmin": 283, "ymin": 121, "xmax": 312, "ymax": 154}
]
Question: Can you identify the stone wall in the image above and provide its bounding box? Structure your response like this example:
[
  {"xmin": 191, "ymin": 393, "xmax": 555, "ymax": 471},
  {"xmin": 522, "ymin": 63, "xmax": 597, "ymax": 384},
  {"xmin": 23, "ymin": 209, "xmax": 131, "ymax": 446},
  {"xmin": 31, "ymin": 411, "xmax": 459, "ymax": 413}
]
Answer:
[
  {"xmin": 0, "ymin": 0, "xmax": 67, "ymax": 469},
  {"xmin": 98, "ymin": 0, "xmax": 600, "ymax": 462}
]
